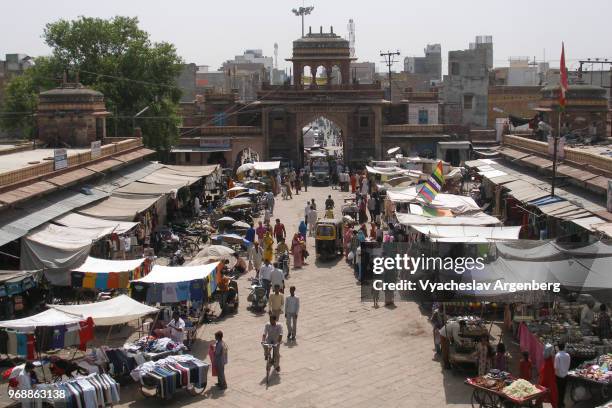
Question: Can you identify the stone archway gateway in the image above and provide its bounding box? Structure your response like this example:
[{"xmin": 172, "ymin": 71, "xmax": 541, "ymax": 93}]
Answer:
[{"xmin": 259, "ymin": 27, "xmax": 386, "ymax": 167}]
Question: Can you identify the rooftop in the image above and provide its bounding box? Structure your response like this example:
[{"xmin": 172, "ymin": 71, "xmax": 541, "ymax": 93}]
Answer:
[{"xmin": 0, "ymin": 148, "xmax": 89, "ymax": 174}]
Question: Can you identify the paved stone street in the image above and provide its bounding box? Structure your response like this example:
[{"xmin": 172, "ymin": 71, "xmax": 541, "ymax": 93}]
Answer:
[{"xmin": 117, "ymin": 185, "xmax": 473, "ymax": 408}]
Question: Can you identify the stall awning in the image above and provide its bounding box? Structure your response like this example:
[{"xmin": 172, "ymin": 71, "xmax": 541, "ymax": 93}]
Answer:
[
  {"xmin": 77, "ymin": 195, "xmax": 161, "ymax": 221},
  {"xmin": 0, "ymin": 188, "xmax": 109, "ymax": 247},
  {"xmin": 72, "ymin": 257, "xmax": 145, "ymax": 273},
  {"xmin": 48, "ymin": 295, "xmax": 158, "ymax": 326},
  {"xmin": 411, "ymin": 225, "xmax": 522, "ymax": 241},
  {"xmin": 161, "ymin": 164, "xmax": 219, "ymax": 177},
  {"xmin": 114, "ymin": 181, "xmax": 184, "ymax": 196},
  {"xmin": 53, "ymin": 212, "xmax": 138, "ymax": 235},
  {"xmin": 170, "ymin": 147, "xmax": 231, "ymax": 153},
  {"xmin": 386, "ymin": 187, "xmax": 480, "ymax": 214},
  {"xmin": 133, "ymin": 263, "xmax": 218, "ymax": 283},
  {"xmin": 387, "ymin": 147, "xmax": 401, "ymax": 155},
  {"xmin": 138, "ymin": 168, "xmax": 200, "ymax": 186},
  {"xmin": 0, "ymin": 308, "xmax": 84, "ymax": 329},
  {"xmin": 396, "ymin": 212, "xmax": 501, "ymax": 226},
  {"xmin": 253, "ymin": 161, "xmax": 280, "ymax": 171},
  {"xmin": 93, "ymin": 162, "xmax": 163, "ymax": 194}
]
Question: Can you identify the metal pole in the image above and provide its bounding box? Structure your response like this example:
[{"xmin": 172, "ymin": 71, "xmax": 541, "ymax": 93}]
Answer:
[
  {"xmin": 301, "ymin": 14, "xmax": 304, "ymax": 37},
  {"xmin": 551, "ymin": 112, "xmax": 561, "ymax": 197}
]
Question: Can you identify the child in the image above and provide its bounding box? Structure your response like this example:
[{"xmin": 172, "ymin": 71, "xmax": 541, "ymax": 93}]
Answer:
[
  {"xmin": 519, "ymin": 351, "xmax": 532, "ymax": 381},
  {"xmin": 494, "ymin": 342, "xmax": 508, "ymax": 372}
]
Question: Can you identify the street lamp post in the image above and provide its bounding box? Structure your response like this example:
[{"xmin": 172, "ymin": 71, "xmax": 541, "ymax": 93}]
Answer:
[{"xmin": 292, "ymin": 6, "xmax": 314, "ymax": 37}]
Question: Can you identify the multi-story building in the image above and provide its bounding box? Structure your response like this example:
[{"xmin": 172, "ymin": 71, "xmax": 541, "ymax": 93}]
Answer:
[
  {"xmin": 442, "ymin": 36, "xmax": 493, "ymax": 128},
  {"xmin": 350, "ymin": 62, "xmax": 376, "ymax": 84},
  {"xmin": 404, "ymin": 44, "xmax": 442, "ymax": 82}
]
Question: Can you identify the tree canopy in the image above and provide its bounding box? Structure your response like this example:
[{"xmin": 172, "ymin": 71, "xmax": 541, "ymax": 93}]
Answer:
[{"xmin": 1, "ymin": 16, "xmax": 184, "ymax": 150}]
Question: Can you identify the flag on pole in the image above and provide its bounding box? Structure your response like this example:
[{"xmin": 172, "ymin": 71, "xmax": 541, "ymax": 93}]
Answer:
[
  {"xmin": 559, "ymin": 42, "xmax": 568, "ymax": 111},
  {"xmin": 417, "ymin": 161, "xmax": 445, "ymax": 203}
]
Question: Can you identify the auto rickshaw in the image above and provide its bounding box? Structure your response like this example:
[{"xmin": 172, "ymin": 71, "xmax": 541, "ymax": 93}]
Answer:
[{"xmin": 315, "ymin": 218, "xmax": 343, "ymax": 258}]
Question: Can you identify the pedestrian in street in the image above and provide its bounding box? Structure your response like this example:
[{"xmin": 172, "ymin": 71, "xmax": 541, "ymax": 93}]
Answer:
[
  {"xmin": 555, "ymin": 343, "xmax": 570, "ymax": 408},
  {"xmin": 289, "ymin": 169, "xmax": 296, "ymax": 190},
  {"xmin": 249, "ymin": 241, "xmax": 264, "ymax": 276},
  {"xmin": 263, "ymin": 231, "xmax": 274, "ymax": 262},
  {"xmin": 256, "ymin": 221, "xmax": 267, "ymax": 242},
  {"xmin": 476, "ymin": 335, "xmax": 492, "ymax": 376},
  {"xmin": 260, "ymin": 259, "xmax": 274, "ymax": 297},
  {"xmin": 284, "ymin": 177, "xmax": 293, "ymax": 199},
  {"xmin": 302, "ymin": 169, "xmax": 310, "ymax": 192},
  {"xmin": 310, "ymin": 198, "xmax": 317, "ymax": 211},
  {"xmin": 268, "ymin": 285, "xmax": 284, "ymax": 319},
  {"xmin": 285, "ymin": 286, "xmax": 299, "ymax": 340},
  {"xmin": 291, "ymin": 233, "xmax": 304, "ymax": 268},
  {"xmin": 350, "ymin": 172, "xmax": 357, "ymax": 194},
  {"xmin": 369, "ymin": 222, "xmax": 377, "ymax": 240},
  {"xmin": 599, "ymin": 304, "xmax": 611, "ymax": 340},
  {"xmin": 325, "ymin": 195, "xmax": 335, "ymax": 211},
  {"xmin": 294, "ymin": 176, "xmax": 301, "ymax": 195},
  {"xmin": 264, "ymin": 207, "xmax": 272, "ymax": 226},
  {"xmin": 358, "ymin": 196, "xmax": 368, "ymax": 224},
  {"xmin": 245, "ymin": 223, "xmax": 256, "ymax": 244},
  {"xmin": 267, "ymin": 191, "xmax": 275, "ymax": 214},
  {"xmin": 213, "ymin": 330, "xmax": 228, "ymax": 390},
  {"xmin": 367, "ymin": 194, "xmax": 377, "ymax": 221},
  {"xmin": 304, "ymin": 201, "xmax": 310, "ymax": 226},
  {"xmin": 307, "ymin": 206, "xmax": 318, "ymax": 237},
  {"xmin": 539, "ymin": 344, "xmax": 559, "ymax": 408},
  {"xmin": 275, "ymin": 172, "xmax": 282, "ymax": 196},
  {"xmin": 298, "ymin": 220, "xmax": 307, "ymax": 242},
  {"xmin": 274, "ymin": 218, "xmax": 286, "ymax": 243}
]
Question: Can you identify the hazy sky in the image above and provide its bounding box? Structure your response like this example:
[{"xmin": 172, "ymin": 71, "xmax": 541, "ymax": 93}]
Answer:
[{"xmin": 2, "ymin": 0, "xmax": 612, "ymax": 74}]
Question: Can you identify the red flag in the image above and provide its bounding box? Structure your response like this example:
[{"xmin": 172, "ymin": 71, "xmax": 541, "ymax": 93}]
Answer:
[{"xmin": 559, "ymin": 42, "xmax": 568, "ymax": 110}]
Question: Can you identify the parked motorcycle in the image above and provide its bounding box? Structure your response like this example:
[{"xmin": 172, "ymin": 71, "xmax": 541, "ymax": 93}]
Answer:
[{"xmin": 247, "ymin": 278, "xmax": 267, "ymax": 312}]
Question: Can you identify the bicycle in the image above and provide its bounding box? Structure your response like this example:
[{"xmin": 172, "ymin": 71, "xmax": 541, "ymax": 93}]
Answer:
[{"xmin": 261, "ymin": 342, "xmax": 280, "ymax": 385}]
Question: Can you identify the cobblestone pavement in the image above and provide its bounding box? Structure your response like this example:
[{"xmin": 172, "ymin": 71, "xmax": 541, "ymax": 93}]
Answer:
[{"xmin": 115, "ymin": 185, "xmax": 475, "ymax": 408}]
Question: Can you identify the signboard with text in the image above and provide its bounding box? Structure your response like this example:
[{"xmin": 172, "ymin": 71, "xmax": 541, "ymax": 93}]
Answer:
[
  {"xmin": 199, "ymin": 137, "xmax": 231, "ymax": 149},
  {"xmin": 91, "ymin": 141, "xmax": 102, "ymax": 158},
  {"xmin": 54, "ymin": 148, "xmax": 68, "ymax": 170}
]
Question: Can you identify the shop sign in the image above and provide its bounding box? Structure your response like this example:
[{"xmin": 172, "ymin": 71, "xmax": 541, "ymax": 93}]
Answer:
[
  {"xmin": 54, "ymin": 148, "xmax": 68, "ymax": 170},
  {"xmin": 91, "ymin": 141, "xmax": 102, "ymax": 158}
]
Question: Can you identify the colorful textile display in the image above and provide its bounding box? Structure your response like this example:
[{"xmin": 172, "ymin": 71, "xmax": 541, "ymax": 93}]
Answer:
[
  {"xmin": 34, "ymin": 373, "xmax": 120, "ymax": 408},
  {"xmin": 418, "ymin": 161, "xmax": 445, "ymax": 203}
]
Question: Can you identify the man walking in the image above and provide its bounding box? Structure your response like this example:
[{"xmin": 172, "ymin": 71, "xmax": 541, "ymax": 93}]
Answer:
[
  {"xmin": 249, "ymin": 241, "xmax": 264, "ymax": 276},
  {"xmin": 302, "ymin": 169, "xmax": 310, "ymax": 192},
  {"xmin": 307, "ymin": 206, "xmax": 318, "ymax": 237},
  {"xmin": 268, "ymin": 285, "xmax": 284, "ymax": 319},
  {"xmin": 555, "ymin": 343, "xmax": 571, "ymax": 407},
  {"xmin": 285, "ymin": 286, "xmax": 300, "ymax": 340},
  {"xmin": 260, "ymin": 259, "xmax": 274, "ymax": 297},
  {"xmin": 213, "ymin": 330, "xmax": 228, "ymax": 389},
  {"xmin": 273, "ymin": 218, "xmax": 286, "ymax": 244}
]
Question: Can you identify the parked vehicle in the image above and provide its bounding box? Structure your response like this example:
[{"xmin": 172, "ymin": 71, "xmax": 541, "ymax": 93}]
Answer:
[{"xmin": 248, "ymin": 278, "xmax": 267, "ymax": 312}]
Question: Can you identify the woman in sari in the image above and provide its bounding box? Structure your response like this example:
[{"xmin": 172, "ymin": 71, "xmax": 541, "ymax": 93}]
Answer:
[
  {"xmin": 291, "ymin": 233, "xmax": 304, "ymax": 269},
  {"xmin": 538, "ymin": 344, "xmax": 559, "ymax": 408},
  {"xmin": 343, "ymin": 224, "xmax": 352, "ymax": 258},
  {"xmin": 298, "ymin": 220, "xmax": 308, "ymax": 242},
  {"xmin": 263, "ymin": 231, "xmax": 274, "ymax": 262}
]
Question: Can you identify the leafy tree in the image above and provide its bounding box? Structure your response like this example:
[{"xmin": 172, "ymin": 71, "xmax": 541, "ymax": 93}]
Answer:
[{"xmin": 1, "ymin": 16, "xmax": 183, "ymax": 150}]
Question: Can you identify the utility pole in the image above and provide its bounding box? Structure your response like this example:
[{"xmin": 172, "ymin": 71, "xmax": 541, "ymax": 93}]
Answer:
[
  {"xmin": 380, "ymin": 50, "xmax": 400, "ymax": 101},
  {"xmin": 291, "ymin": 5, "xmax": 314, "ymax": 37}
]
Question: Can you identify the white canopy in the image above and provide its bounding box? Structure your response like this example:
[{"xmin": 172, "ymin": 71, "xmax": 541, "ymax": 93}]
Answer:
[
  {"xmin": 0, "ymin": 308, "xmax": 84, "ymax": 330},
  {"xmin": 411, "ymin": 225, "xmax": 522, "ymax": 242},
  {"xmin": 396, "ymin": 212, "xmax": 501, "ymax": 227},
  {"xmin": 253, "ymin": 161, "xmax": 280, "ymax": 171},
  {"xmin": 162, "ymin": 164, "xmax": 218, "ymax": 177},
  {"xmin": 236, "ymin": 163, "xmax": 255, "ymax": 174},
  {"xmin": 139, "ymin": 168, "xmax": 200, "ymax": 186},
  {"xmin": 133, "ymin": 263, "xmax": 218, "ymax": 284},
  {"xmin": 227, "ymin": 186, "xmax": 248, "ymax": 192},
  {"xmin": 53, "ymin": 212, "xmax": 138, "ymax": 235},
  {"xmin": 387, "ymin": 147, "xmax": 401, "ymax": 155},
  {"xmin": 72, "ymin": 256, "xmax": 145, "ymax": 273},
  {"xmin": 48, "ymin": 295, "xmax": 158, "ymax": 326},
  {"xmin": 217, "ymin": 216, "xmax": 236, "ymax": 223},
  {"xmin": 387, "ymin": 187, "xmax": 480, "ymax": 214}
]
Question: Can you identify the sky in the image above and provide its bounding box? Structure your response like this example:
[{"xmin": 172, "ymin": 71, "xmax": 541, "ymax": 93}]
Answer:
[{"xmin": 2, "ymin": 0, "xmax": 612, "ymax": 74}]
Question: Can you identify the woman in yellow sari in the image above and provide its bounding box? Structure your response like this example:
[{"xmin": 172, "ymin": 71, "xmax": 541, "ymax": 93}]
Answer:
[{"xmin": 263, "ymin": 230, "xmax": 274, "ymax": 262}]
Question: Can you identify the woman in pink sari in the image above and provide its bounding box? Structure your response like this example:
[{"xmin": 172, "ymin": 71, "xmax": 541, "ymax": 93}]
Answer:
[
  {"xmin": 291, "ymin": 233, "xmax": 304, "ymax": 268},
  {"xmin": 291, "ymin": 233, "xmax": 304, "ymax": 269}
]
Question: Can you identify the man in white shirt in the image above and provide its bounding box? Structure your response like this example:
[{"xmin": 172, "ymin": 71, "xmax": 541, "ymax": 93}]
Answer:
[
  {"xmin": 438, "ymin": 320, "xmax": 466, "ymax": 369},
  {"xmin": 285, "ymin": 286, "xmax": 300, "ymax": 340},
  {"xmin": 554, "ymin": 343, "xmax": 571, "ymax": 408},
  {"xmin": 270, "ymin": 264, "xmax": 284, "ymax": 292},
  {"xmin": 580, "ymin": 300, "xmax": 595, "ymax": 335},
  {"xmin": 307, "ymin": 206, "xmax": 318, "ymax": 236},
  {"xmin": 167, "ymin": 311, "xmax": 186, "ymax": 344},
  {"xmin": 259, "ymin": 259, "xmax": 274, "ymax": 297}
]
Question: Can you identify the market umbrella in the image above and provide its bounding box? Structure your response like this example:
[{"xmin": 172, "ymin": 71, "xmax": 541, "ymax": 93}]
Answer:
[
  {"xmin": 236, "ymin": 163, "xmax": 255, "ymax": 174},
  {"xmin": 232, "ymin": 221, "xmax": 251, "ymax": 229},
  {"xmin": 227, "ymin": 186, "xmax": 247, "ymax": 192},
  {"xmin": 223, "ymin": 197, "xmax": 252, "ymax": 209},
  {"xmin": 217, "ymin": 216, "xmax": 236, "ymax": 223},
  {"xmin": 214, "ymin": 233, "xmax": 249, "ymax": 245},
  {"xmin": 200, "ymin": 245, "xmax": 235, "ymax": 257}
]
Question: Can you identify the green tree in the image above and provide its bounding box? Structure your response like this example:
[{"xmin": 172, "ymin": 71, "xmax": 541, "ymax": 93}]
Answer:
[{"xmin": 1, "ymin": 16, "xmax": 183, "ymax": 150}]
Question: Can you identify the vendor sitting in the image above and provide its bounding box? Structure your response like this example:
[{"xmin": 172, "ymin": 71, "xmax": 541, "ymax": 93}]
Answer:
[
  {"xmin": 438, "ymin": 320, "xmax": 467, "ymax": 369},
  {"xmin": 234, "ymin": 253, "xmax": 247, "ymax": 274},
  {"xmin": 155, "ymin": 311, "xmax": 185, "ymax": 344}
]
